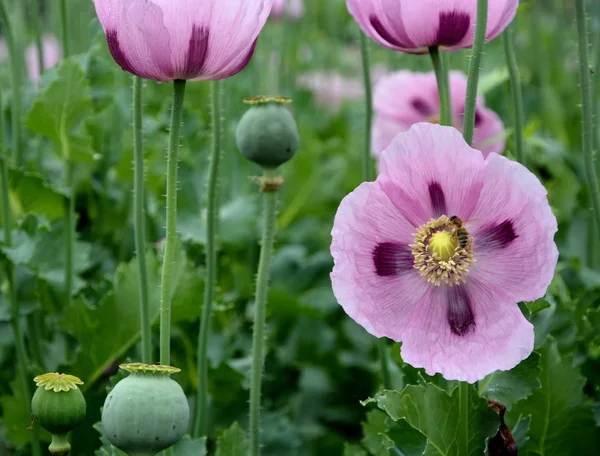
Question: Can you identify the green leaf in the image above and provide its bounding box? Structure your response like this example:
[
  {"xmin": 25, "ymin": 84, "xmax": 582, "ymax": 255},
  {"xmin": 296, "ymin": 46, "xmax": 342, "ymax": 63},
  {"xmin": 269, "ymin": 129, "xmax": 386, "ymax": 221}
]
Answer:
[
  {"xmin": 479, "ymin": 352, "xmax": 541, "ymax": 409},
  {"xmin": 3, "ymin": 169, "xmax": 65, "ymax": 222},
  {"xmin": 63, "ymin": 246, "xmax": 203, "ymax": 390},
  {"xmin": 215, "ymin": 422, "xmax": 249, "ymax": 456},
  {"xmin": 172, "ymin": 437, "xmax": 207, "ymax": 455},
  {"xmin": 525, "ymin": 298, "xmax": 552, "ymax": 314},
  {"xmin": 361, "ymin": 409, "xmax": 426, "ymax": 456},
  {"xmin": 510, "ymin": 339, "xmax": 599, "ymax": 456},
  {"xmin": 343, "ymin": 443, "xmax": 368, "ymax": 456},
  {"xmin": 367, "ymin": 383, "xmax": 497, "ymax": 456},
  {"xmin": 25, "ymin": 57, "xmax": 94, "ymax": 162}
]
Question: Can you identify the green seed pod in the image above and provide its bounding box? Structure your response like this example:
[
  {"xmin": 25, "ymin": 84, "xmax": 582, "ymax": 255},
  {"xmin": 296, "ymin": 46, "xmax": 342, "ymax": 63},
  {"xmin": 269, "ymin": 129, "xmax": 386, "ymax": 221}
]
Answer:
[
  {"xmin": 31, "ymin": 373, "xmax": 86, "ymax": 456},
  {"xmin": 101, "ymin": 363, "xmax": 189, "ymax": 456},
  {"xmin": 236, "ymin": 96, "xmax": 300, "ymax": 168}
]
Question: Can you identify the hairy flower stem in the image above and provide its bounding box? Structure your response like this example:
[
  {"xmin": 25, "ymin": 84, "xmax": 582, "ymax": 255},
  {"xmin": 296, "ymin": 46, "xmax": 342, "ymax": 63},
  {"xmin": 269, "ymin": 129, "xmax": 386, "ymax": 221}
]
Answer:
[
  {"xmin": 59, "ymin": 0, "xmax": 69, "ymax": 56},
  {"xmin": 575, "ymin": 0, "xmax": 600, "ymax": 238},
  {"xmin": 133, "ymin": 76, "xmax": 152, "ymax": 364},
  {"xmin": 64, "ymin": 157, "xmax": 74, "ymax": 308},
  {"xmin": 28, "ymin": 0, "xmax": 44, "ymax": 75},
  {"xmin": 0, "ymin": 1, "xmax": 23, "ymax": 167},
  {"xmin": 429, "ymin": 46, "xmax": 452, "ymax": 126},
  {"xmin": 359, "ymin": 28, "xmax": 391, "ymax": 390},
  {"xmin": 194, "ymin": 80, "xmax": 223, "ymax": 438},
  {"xmin": 359, "ymin": 30, "xmax": 374, "ymax": 181},
  {"xmin": 458, "ymin": 382, "xmax": 469, "ymax": 456},
  {"xmin": 160, "ymin": 79, "xmax": 187, "ymax": 366},
  {"xmin": 463, "ymin": 0, "xmax": 488, "ymax": 146},
  {"xmin": 502, "ymin": 27, "xmax": 525, "ymax": 165},
  {"xmin": 0, "ymin": 99, "xmax": 41, "ymax": 456},
  {"xmin": 249, "ymin": 169, "xmax": 279, "ymax": 456}
]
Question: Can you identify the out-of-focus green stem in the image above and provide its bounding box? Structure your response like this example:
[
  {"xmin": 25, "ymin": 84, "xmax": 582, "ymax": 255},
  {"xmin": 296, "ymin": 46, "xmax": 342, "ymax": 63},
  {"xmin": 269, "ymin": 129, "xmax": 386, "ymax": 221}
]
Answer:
[
  {"xmin": 429, "ymin": 46, "xmax": 452, "ymax": 126},
  {"xmin": 159, "ymin": 79, "xmax": 187, "ymax": 366},
  {"xmin": 133, "ymin": 76, "xmax": 152, "ymax": 364},
  {"xmin": 359, "ymin": 30, "xmax": 374, "ymax": 180},
  {"xmin": 458, "ymin": 382, "xmax": 469, "ymax": 456},
  {"xmin": 59, "ymin": 0, "xmax": 69, "ymax": 56},
  {"xmin": 0, "ymin": 93, "xmax": 41, "ymax": 456},
  {"xmin": 502, "ymin": 26, "xmax": 526, "ymax": 165},
  {"xmin": 0, "ymin": 1, "xmax": 24, "ymax": 167},
  {"xmin": 575, "ymin": 0, "xmax": 600, "ymax": 241},
  {"xmin": 249, "ymin": 168, "xmax": 279, "ymax": 456},
  {"xmin": 193, "ymin": 80, "xmax": 223, "ymax": 438},
  {"xmin": 463, "ymin": 0, "xmax": 489, "ymax": 146},
  {"xmin": 28, "ymin": 0, "xmax": 44, "ymax": 75}
]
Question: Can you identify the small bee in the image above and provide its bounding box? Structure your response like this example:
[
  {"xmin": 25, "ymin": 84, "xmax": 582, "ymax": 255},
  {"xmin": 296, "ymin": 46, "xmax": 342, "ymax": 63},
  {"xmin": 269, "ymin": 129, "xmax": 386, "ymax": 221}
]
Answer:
[{"xmin": 449, "ymin": 215, "xmax": 469, "ymax": 249}]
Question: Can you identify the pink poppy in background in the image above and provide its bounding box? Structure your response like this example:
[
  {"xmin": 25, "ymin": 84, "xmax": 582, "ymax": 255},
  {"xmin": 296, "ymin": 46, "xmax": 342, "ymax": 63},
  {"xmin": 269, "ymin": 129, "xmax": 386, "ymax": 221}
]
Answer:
[
  {"xmin": 297, "ymin": 66, "xmax": 387, "ymax": 113},
  {"xmin": 346, "ymin": 0, "xmax": 518, "ymax": 54},
  {"xmin": 92, "ymin": 0, "xmax": 273, "ymax": 81},
  {"xmin": 25, "ymin": 36, "xmax": 62, "ymax": 87},
  {"xmin": 372, "ymin": 70, "xmax": 505, "ymax": 158},
  {"xmin": 331, "ymin": 123, "xmax": 558, "ymax": 382},
  {"xmin": 272, "ymin": 0, "xmax": 304, "ymax": 21}
]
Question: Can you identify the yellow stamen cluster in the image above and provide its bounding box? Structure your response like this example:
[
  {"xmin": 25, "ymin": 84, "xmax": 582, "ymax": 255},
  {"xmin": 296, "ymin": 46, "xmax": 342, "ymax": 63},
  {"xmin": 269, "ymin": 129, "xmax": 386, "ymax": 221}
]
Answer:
[{"xmin": 410, "ymin": 215, "xmax": 475, "ymax": 286}]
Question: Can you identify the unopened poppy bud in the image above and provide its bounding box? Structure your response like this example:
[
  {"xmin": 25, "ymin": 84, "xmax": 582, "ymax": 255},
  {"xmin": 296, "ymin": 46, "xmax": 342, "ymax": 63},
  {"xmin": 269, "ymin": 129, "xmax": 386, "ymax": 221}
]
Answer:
[
  {"xmin": 31, "ymin": 373, "xmax": 86, "ymax": 456},
  {"xmin": 236, "ymin": 96, "xmax": 300, "ymax": 169},
  {"xmin": 101, "ymin": 363, "xmax": 189, "ymax": 456}
]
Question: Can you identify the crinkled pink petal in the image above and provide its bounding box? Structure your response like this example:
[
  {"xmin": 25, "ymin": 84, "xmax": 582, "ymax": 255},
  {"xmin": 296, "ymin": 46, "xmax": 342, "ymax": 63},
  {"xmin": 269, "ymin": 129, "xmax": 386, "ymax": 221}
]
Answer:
[
  {"xmin": 468, "ymin": 153, "xmax": 559, "ymax": 303},
  {"xmin": 372, "ymin": 115, "xmax": 410, "ymax": 159},
  {"xmin": 378, "ymin": 123, "xmax": 485, "ymax": 226},
  {"xmin": 346, "ymin": 0, "xmax": 518, "ymax": 54},
  {"xmin": 331, "ymin": 182, "xmax": 430, "ymax": 338},
  {"xmin": 401, "ymin": 279, "xmax": 534, "ymax": 383}
]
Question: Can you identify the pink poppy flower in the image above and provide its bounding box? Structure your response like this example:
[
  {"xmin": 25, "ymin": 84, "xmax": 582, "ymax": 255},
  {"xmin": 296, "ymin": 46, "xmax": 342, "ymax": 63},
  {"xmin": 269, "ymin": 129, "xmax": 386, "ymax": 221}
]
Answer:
[
  {"xmin": 25, "ymin": 36, "xmax": 62, "ymax": 87},
  {"xmin": 92, "ymin": 0, "xmax": 273, "ymax": 82},
  {"xmin": 271, "ymin": 0, "xmax": 304, "ymax": 21},
  {"xmin": 346, "ymin": 0, "xmax": 518, "ymax": 54},
  {"xmin": 372, "ymin": 70, "xmax": 505, "ymax": 158},
  {"xmin": 330, "ymin": 123, "xmax": 558, "ymax": 382}
]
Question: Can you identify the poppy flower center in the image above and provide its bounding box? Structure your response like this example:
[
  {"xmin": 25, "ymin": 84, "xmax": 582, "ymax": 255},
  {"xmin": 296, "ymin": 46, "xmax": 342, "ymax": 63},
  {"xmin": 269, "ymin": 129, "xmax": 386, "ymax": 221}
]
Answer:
[{"xmin": 410, "ymin": 215, "xmax": 475, "ymax": 286}]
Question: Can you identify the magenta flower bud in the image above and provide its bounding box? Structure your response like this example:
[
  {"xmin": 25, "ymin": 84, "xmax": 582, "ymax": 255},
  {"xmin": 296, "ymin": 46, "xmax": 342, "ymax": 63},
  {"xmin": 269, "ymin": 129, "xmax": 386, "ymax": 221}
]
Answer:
[
  {"xmin": 346, "ymin": 0, "xmax": 518, "ymax": 54},
  {"xmin": 92, "ymin": 0, "xmax": 273, "ymax": 82}
]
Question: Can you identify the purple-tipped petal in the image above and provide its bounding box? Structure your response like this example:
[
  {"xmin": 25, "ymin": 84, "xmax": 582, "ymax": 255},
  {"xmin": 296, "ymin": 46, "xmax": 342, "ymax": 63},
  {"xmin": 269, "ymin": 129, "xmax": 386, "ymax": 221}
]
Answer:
[
  {"xmin": 346, "ymin": 0, "xmax": 519, "ymax": 53},
  {"xmin": 92, "ymin": 0, "xmax": 273, "ymax": 81}
]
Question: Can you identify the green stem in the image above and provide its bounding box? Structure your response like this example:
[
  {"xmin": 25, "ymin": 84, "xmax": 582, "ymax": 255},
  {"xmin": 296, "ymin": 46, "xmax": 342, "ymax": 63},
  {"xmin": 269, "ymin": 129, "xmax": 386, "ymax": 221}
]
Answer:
[
  {"xmin": 377, "ymin": 339, "xmax": 391, "ymax": 389},
  {"xmin": 502, "ymin": 27, "xmax": 526, "ymax": 165},
  {"xmin": 0, "ymin": 107, "xmax": 41, "ymax": 456},
  {"xmin": 429, "ymin": 46, "xmax": 452, "ymax": 126},
  {"xmin": 193, "ymin": 80, "xmax": 223, "ymax": 438},
  {"xmin": 59, "ymin": 0, "xmax": 69, "ymax": 56},
  {"xmin": 360, "ymin": 29, "xmax": 393, "ymax": 390},
  {"xmin": 64, "ymin": 157, "xmax": 74, "ymax": 308},
  {"xmin": 28, "ymin": 0, "xmax": 44, "ymax": 76},
  {"xmin": 159, "ymin": 79, "xmax": 187, "ymax": 367},
  {"xmin": 133, "ymin": 76, "xmax": 152, "ymax": 364},
  {"xmin": 359, "ymin": 30, "xmax": 374, "ymax": 181},
  {"xmin": 0, "ymin": 1, "xmax": 23, "ymax": 167},
  {"xmin": 463, "ymin": 0, "xmax": 489, "ymax": 145},
  {"xmin": 458, "ymin": 382, "xmax": 469, "ymax": 456},
  {"xmin": 575, "ymin": 0, "xmax": 600, "ymax": 240},
  {"xmin": 249, "ymin": 169, "xmax": 279, "ymax": 456}
]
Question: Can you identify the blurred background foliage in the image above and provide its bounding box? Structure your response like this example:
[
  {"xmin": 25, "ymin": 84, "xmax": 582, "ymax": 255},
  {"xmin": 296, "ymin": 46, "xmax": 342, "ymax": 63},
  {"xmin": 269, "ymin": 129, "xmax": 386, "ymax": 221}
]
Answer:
[{"xmin": 0, "ymin": 0, "xmax": 600, "ymax": 454}]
